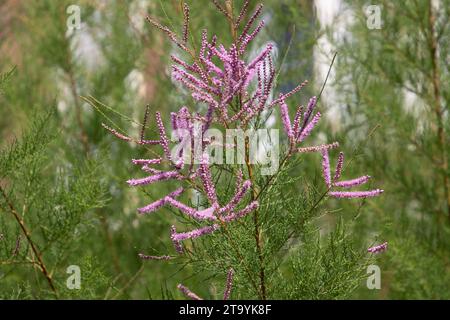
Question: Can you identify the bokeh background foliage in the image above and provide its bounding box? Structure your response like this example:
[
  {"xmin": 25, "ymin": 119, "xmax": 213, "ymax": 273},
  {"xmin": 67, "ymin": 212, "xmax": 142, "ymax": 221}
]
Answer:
[{"xmin": 0, "ymin": 0, "xmax": 448, "ymax": 299}]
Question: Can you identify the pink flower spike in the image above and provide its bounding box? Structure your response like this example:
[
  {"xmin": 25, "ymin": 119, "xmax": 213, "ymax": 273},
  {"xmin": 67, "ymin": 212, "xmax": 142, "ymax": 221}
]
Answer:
[
  {"xmin": 271, "ymin": 80, "xmax": 309, "ymax": 107},
  {"xmin": 196, "ymin": 206, "xmax": 217, "ymax": 220},
  {"xmin": 239, "ymin": 20, "xmax": 265, "ymax": 54},
  {"xmin": 137, "ymin": 198, "xmax": 165, "ymax": 214},
  {"xmin": 367, "ymin": 242, "xmax": 388, "ymax": 254},
  {"xmin": 247, "ymin": 43, "xmax": 273, "ymax": 70},
  {"xmin": 329, "ymin": 189, "xmax": 384, "ymax": 199},
  {"xmin": 165, "ymin": 197, "xmax": 201, "ymax": 220},
  {"xmin": 199, "ymin": 29, "xmax": 208, "ymax": 57},
  {"xmin": 200, "ymin": 154, "xmax": 219, "ymax": 206},
  {"xmin": 167, "ymin": 197, "xmax": 218, "ymax": 221},
  {"xmin": 170, "ymin": 225, "xmax": 184, "ymax": 254},
  {"xmin": 302, "ymin": 96, "xmax": 317, "ymax": 127},
  {"xmin": 137, "ymin": 188, "xmax": 183, "ymax": 214},
  {"xmin": 219, "ymin": 180, "xmax": 252, "ymax": 214},
  {"xmin": 177, "ymin": 284, "xmax": 203, "ymax": 300},
  {"xmin": 170, "ymin": 112, "xmax": 178, "ymax": 131},
  {"xmin": 171, "ymin": 55, "xmax": 198, "ymax": 74},
  {"xmin": 297, "ymin": 112, "xmax": 321, "ymax": 142},
  {"xmin": 280, "ymin": 98, "xmax": 293, "ymax": 139},
  {"xmin": 101, "ymin": 123, "xmax": 131, "ymax": 142},
  {"xmin": 171, "ymin": 224, "xmax": 219, "ymax": 241},
  {"xmin": 127, "ymin": 171, "xmax": 180, "ymax": 187},
  {"xmin": 292, "ymin": 105, "xmax": 304, "ymax": 138},
  {"xmin": 138, "ymin": 139, "xmax": 161, "ymax": 145},
  {"xmin": 334, "ymin": 152, "xmax": 344, "ymax": 181},
  {"xmin": 334, "ymin": 175, "xmax": 371, "ymax": 188},
  {"xmin": 296, "ymin": 142, "xmax": 339, "ymax": 153},
  {"xmin": 224, "ymin": 201, "xmax": 259, "ymax": 222},
  {"xmin": 155, "ymin": 112, "xmax": 172, "ymax": 161},
  {"xmin": 238, "ymin": 3, "xmax": 263, "ymax": 44},
  {"xmin": 132, "ymin": 158, "xmax": 162, "ymax": 165},
  {"xmin": 182, "ymin": 3, "xmax": 190, "ymax": 44},
  {"xmin": 235, "ymin": 0, "xmax": 250, "ymax": 28},
  {"xmin": 138, "ymin": 253, "xmax": 172, "ymax": 260},
  {"xmin": 223, "ymin": 268, "xmax": 234, "ymax": 300},
  {"xmin": 141, "ymin": 166, "xmax": 161, "ymax": 174},
  {"xmin": 321, "ymin": 150, "xmax": 331, "ymax": 187},
  {"xmin": 235, "ymin": 170, "xmax": 243, "ymax": 189}
]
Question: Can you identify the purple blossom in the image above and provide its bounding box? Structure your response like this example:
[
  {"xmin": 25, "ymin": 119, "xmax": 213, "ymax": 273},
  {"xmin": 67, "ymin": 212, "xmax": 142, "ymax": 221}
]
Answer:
[
  {"xmin": 219, "ymin": 180, "xmax": 252, "ymax": 214},
  {"xmin": 171, "ymin": 224, "xmax": 219, "ymax": 242},
  {"xmin": 297, "ymin": 112, "xmax": 321, "ymax": 142},
  {"xmin": 280, "ymin": 97, "xmax": 293, "ymax": 139},
  {"xmin": 132, "ymin": 158, "xmax": 162, "ymax": 165},
  {"xmin": 334, "ymin": 175, "xmax": 371, "ymax": 188},
  {"xmin": 138, "ymin": 139, "xmax": 161, "ymax": 146},
  {"xmin": 182, "ymin": 3, "xmax": 190, "ymax": 44},
  {"xmin": 296, "ymin": 142, "xmax": 339, "ymax": 153},
  {"xmin": 138, "ymin": 253, "xmax": 172, "ymax": 260},
  {"xmin": 329, "ymin": 189, "xmax": 384, "ymax": 198},
  {"xmin": 166, "ymin": 197, "xmax": 217, "ymax": 221},
  {"xmin": 155, "ymin": 112, "xmax": 171, "ymax": 161},
  {"xmin": 137, "ymin": 188, "xmax": 184, "ymax": 214},
  {"xmin": 271, "ymin": 80, "xmax": 309, "ymax": 107},
  {"xmin": 200, "ymin": 154, "xmax": 219, "ymax": 206},
  {"xmin": 292, "ymin": 105, "xmax": 303, "ymax": 138},
  {"xmin": 127, "ymin": 171, "xmax": 181, "ymax": 187},
  {"xmin": 106, "ymin": 2, "xmax": 386, "ymax": 299},
  {"xmin": 315, "ymin": 150, "xmax": 383, "ymax": 200},
  {"xmin": 138, "ymin": 198, "xmax": 166, "ymax": 214},
  {"xmin": 367, "ymin": 242, "xmax": 388, "ymax": 254},
  {"xmin": 321, "ymin": 150, "xmax": 332, "ymax": 187},
  {"xmin": 247, "ymin": 43, "xmax": 273, "ymax": 71},
  {"xmin": 239, "ymin": 20, "xmax": 265, "ymax": 54},
  {"xmin": 223, "ymin": 268, "xmax": 234, "ymax": 300},
  {"xmin": 224, "ymin": 201, "xmax": 259, "ymax": 222},
  {"xmin": 170, "ymin": 225, "xmax": 184, "ymax": 254},
  {"xmin": 102, "ymin": 123, "xmax": 132, "ymax": 142},
  {"xmin": 140, "ymin": 104, "xmax": 151, "ymax": 143},
  {"xmin": 238, "ymin": 3, "xmax": 263, "ymax": 44},
  {"xmin": 235, "ymin": 0, "xmax": 250, "ymax": 28},
  {"xmin": 177, "ymin": 284, "xmax": 203, "ymax": 300},
  {"xmin": 334, "ymin": 152, "xmax": 344, "ymax": 181},
  {"xmin": 302, "ymin": 96, "xmax": 317, "ymax": 127}
]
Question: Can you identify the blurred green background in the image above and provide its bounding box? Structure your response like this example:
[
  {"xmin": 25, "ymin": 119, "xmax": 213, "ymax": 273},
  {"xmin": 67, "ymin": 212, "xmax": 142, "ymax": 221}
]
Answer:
[{"xmin": 0, "ymin": 0, "xmax": 448, "ymax": 299}]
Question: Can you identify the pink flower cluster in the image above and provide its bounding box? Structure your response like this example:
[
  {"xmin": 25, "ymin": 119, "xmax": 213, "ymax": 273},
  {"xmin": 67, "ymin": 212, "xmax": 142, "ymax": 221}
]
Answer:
[
  {"xmin": 103, "ymin": 1, "xmax": 384, "ymax": 299},
  {"xmin": 367, "ymin": 242, "xmax": 388, "ymax": 254},
  {"xmin": 320, "ymin": 150, "xmax": 384, "ymax": 198}
]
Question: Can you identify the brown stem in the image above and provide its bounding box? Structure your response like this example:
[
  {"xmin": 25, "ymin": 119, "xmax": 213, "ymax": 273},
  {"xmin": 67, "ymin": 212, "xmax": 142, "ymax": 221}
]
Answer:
[
  {"xmin": 244, "ymin": 135, "xmax": 266, "ymax": 299},
  {"xmin": 0, "ymin": 186, "xmax": 57, "ymax": 296},
  {"xmin": 427, "ymin": 0, "xmax": 450, "ymax": 219}
]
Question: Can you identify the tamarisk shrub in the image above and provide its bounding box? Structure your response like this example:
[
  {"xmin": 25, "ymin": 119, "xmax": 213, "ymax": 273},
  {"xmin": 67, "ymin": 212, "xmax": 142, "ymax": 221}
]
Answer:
[{"xmin": 104, "ymin": 1, "xmax": 383, "ymax": 300}]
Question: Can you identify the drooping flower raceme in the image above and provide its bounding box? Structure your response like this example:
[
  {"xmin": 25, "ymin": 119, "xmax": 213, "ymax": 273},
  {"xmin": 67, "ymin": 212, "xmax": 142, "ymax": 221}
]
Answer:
[
  {"xmin": 367, "ymin": 242, "xmax": 388, "ymax": 254},
  {"xmin": 177, "ymin": 268, "xmax": 234, "ymax": 300},
  {"xmin": 103, "ymin": 1, "xmax": 384, "ymax": 300}
]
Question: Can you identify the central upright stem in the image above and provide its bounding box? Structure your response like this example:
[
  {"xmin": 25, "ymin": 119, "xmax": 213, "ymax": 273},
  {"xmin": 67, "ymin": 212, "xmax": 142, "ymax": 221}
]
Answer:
[
  {"xmin": 427, "ymin": 0, "xmax": 450, "ymax": 219},
  {"xmin": 245, "ymin": 134, "xmax": 266, "ymax": 300}
]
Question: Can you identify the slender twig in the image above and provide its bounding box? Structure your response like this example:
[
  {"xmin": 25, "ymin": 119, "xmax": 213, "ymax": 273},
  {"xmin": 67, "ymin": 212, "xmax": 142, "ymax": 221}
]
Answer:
[
  {"xmin": 0, "ymin": 185, "xmax": 57, "ymax": 295},
  {"xmin": 244, "ymin": 132, "xmax": 266, "ymax": 299},
  {"xmin": 427, "ymin": 0, "xmax": 449, "ymax": 219},
  {"xmin": 111, "ymin": 264, "xmax": 145, "ymax": 299}
]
